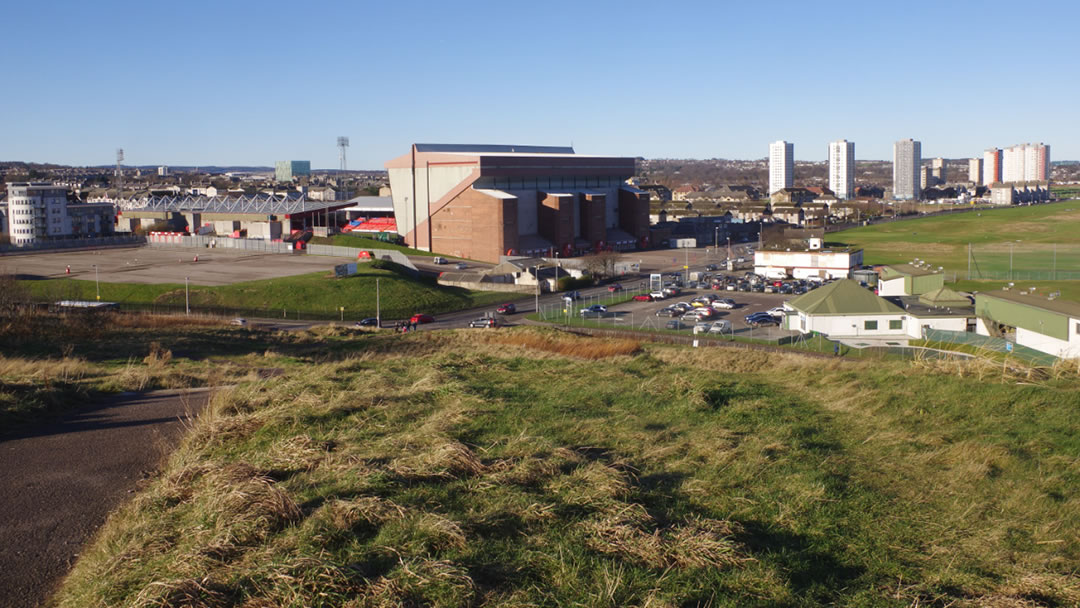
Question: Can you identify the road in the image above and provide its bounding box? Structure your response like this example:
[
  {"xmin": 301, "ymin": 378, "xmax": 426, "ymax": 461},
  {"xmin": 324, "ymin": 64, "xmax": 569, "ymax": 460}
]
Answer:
[{"xmin": 0, "ymin": 388, "xmax": 215, "ymax": 608}]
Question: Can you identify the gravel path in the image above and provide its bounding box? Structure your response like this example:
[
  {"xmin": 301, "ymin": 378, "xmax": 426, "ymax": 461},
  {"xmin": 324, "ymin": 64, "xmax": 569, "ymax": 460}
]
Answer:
[{"xmin": 0, "ymin": 388, "xmax": 215, "ymax": 608}]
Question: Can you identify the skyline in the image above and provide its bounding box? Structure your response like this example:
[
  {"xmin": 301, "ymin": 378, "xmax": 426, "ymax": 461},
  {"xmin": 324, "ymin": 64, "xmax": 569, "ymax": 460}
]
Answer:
[{"xmin": 3, "ymin": 0, "xmax": 1078, "ymax": 169}]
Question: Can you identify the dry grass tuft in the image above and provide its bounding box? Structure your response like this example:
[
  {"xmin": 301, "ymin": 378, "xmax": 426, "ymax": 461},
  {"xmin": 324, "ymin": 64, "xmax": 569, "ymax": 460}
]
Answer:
[
  {"xmin": 144, "ymin": 341, "xmax": 174, "ymax": 368},
  {"xmin": 108, "ymin": 313, "xmax": 228, "ymax": 329},
  {"xmin": 547, "ymin": 459, "xmax": 633, "ymax": 506},
  {"xmin": 360, "ymin": 558, "xmax": 476, "ymax": 607},
  {"xmin": 494, "ymin": 331, "xmax": 641, "ymax": 360},
  {"xmin": 201, "ymin": 464, "xmax": 302, "ymax": 546},
  {"xmin": 131, "ymin": 575, "xmax": 231, "ymax": 608},
  {"xmin": 388, "ymin": 439, "xmax": 486, "ymax": 480},
  {"xmin": 321, "ymin": 497, "xmax": 406, "ymax": 530},
  {"xmin": 581, "ymin": 505, "xmax": 743, "ymax": 570}
]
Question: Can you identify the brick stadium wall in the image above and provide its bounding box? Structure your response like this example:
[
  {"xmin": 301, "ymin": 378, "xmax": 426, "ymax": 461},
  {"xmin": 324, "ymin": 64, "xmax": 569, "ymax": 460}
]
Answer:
[{"xmin": 430, "ymin": 188, "xmax": 519, "ymax": 263}]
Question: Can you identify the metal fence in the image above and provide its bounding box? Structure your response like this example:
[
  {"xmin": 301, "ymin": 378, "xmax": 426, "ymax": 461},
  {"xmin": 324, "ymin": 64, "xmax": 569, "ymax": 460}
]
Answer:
[
  {"xmin": 147, "ymin": 234, "xmax": 297, "ymax": 253},
  {"xmin": 0, "ymin": 235, "xmax": 145, "ymax": 255},
  {"xmin": 922, "ymin": 328, "xmax": 1058, "ymax": 365}
]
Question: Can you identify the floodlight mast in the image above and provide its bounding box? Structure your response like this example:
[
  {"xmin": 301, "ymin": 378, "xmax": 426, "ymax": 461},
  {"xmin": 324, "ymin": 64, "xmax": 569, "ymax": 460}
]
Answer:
[
  {"xmin": 337, "ymin": 136, "xmax": 349, "ymax": 172},
  {"xmin": 116, "ymin": 148, "xmax": 124, "ymax": 201}
]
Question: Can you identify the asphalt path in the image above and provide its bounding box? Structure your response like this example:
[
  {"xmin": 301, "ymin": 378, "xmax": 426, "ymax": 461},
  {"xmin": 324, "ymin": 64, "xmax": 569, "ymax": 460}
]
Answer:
[{"xmin": 0, "ymin": 388, "xmax": 215, "ymax": 608}]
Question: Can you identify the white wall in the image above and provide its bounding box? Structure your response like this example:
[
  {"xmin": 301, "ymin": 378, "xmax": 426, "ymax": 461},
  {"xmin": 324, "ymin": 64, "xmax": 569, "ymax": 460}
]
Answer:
[
  {"xmin": 754, "ymin": 250, "xmax": 859, "ymax": 280},
  {"xmin": 790, "ymin": 312, "xmax": 909, "ymax": 337},
  {"xmin": 906, "ymin": 316, "xmax": 969, "ymax": 338},
  {"xmin": 877, "ymin": 277, "xmax": 907, "ymax": 296},
  {"xmin": 1016, "ymin": 327, "xmax": 1080, "ymax": 359}
]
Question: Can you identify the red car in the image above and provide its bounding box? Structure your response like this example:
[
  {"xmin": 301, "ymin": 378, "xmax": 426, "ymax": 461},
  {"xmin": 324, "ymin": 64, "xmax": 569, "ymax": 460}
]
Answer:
[
  {"xmin": 410, "ymin": 313, "xmax": 434, "ymax": 324},
  {"xmin": 607, "ymin": 283, "xmax": 623, "ymax": 292},
  {"xmin": 632, "ymin": 294, "xmax": 654, "ymax": 302},
  {"xmin": 497, "ymin": 303, "xmax": 517, "ymax": 314}
]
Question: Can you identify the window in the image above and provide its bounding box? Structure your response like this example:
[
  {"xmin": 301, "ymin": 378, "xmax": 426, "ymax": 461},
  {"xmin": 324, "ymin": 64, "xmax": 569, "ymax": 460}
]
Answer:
[
  {"xmin": 864, "ymin": 320, "xmax": 878, "ymax": 330},
  {"xmin": 889, "ymin": 319, "xmax": 902, "ymax": 330}
]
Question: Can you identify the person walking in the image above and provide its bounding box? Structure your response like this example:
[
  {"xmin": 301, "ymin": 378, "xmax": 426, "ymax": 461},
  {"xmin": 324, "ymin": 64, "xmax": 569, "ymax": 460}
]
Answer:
[{"xmin": 833, "ymin": 343, "xmax": 840, "ymax": 357}]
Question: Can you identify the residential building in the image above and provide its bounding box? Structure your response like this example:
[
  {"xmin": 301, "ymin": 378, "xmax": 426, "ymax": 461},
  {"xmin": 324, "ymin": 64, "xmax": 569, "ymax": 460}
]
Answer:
[
  {"xmin": 893, "ymin": 139, "xmax": 921, "ymax": 200},
  {"xmin": 158, "ymin": 166, "xmax": 169, "ymax": 177},
  {"xmin": 275, "ymin": 160, "xmax": 311, "ymax": 183},
  {"xmin": 5, "ymin": 182, "xmax": 115, "ymax": 246},
  {"xmin": 920, "ymin": 166, "xmax": 933, "ymax": 190},
  {"xmin": 968, "ymin": 158, "xmax": 983, "ymax": 184},
  {"xmin": 384, "ymin": 144, "xmax": 649, "ymax": 263},
  {"xmin": 983, "ymin": 148, "xmax": 1002, "ymax": 186},
  {"xmin": 769, "ymin": 140, "xmax": 794, "ymax": 195},
  {"xmin": 1003, "ymin": 143, "xmax": 1050, "ymax": 183},
  {"xmin": 828, "ymin": 140, "xmax": 855, "ymax": 200},
  {"xmin": 931, "ymin": 157, "xmax": 947, "ymax": 184}
]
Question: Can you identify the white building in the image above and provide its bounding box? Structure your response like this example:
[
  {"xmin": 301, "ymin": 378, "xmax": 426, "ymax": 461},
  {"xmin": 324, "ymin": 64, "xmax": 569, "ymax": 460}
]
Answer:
[
  {"xmin": 976, "ymin": 290, "xmax": 1080, "ymax": 359},
  {"xmin": 893, "ymin": 139, "xmax": 921, "ymax": 200},
  {"xmin": 5, "ymin": 183, "xmax": 115, "ymax": 246},
  {"xmin": 968, "ymin": 158, "xmax": 983, "ymax": 184},
  {"xmin": 828, "ymin": 139, "xmax": 855, "ymax": 200},
  {"xmin": 983, "ymin": 148, "xmax": 1002, "ymax": 186},
  {"xmin": 158, "ymin": 166, "xmax": 169, "ymax": 177},
  {"xmin": 754, "ymin": 247, "xmax": 863, "ymax": 280},
  {"xmin": 1003, "ymin": 143, "xmax": 1050, "ymax": 183},
  {"xmin": 769, "ymin": 140, "xmax": 794, "ymax": 195}
]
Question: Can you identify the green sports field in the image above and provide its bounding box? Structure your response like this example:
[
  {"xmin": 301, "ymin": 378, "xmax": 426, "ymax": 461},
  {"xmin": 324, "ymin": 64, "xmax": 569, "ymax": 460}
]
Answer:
[{"xmin": 829, "ymin": 201, "xmax": 1080, "ymax": 278}]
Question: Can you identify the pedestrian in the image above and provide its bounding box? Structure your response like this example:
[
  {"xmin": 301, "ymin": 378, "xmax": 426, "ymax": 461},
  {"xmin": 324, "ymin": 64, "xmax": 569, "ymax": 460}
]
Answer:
[{"xmin": 833, "ymin": 343, "xmax": 839, "ymax": 357}]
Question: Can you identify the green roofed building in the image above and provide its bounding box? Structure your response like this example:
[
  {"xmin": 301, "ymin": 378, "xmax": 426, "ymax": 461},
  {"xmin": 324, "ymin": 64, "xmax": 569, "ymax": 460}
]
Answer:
[
  {"xmin": 785, "ymin": 279, "xmax": 909, "ymax": 338},
  {"xmin": 918, "ymin": 287, "xmax": 971, "ymax": 308},
  {"xmin": 975, "ymin": 290, "xmax": 1080, "ymax": 359},
  {"xmin": 877, "ymin": 264, "xmax": 945, "ymax": 296}
]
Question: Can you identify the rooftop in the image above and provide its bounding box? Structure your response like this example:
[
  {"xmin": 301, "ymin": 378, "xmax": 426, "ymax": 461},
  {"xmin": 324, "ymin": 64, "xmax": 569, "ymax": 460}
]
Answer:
[
  {"xmin": 978, "ymin": 289, "xmax": 1080, "ymax": 319},
  {"xmin": 788, "ymin": 279, "xmax": 905, "ymax": 316},
  {"xmin": 880, "ymin": 264, "xmax": 940, "ymax": 279}
]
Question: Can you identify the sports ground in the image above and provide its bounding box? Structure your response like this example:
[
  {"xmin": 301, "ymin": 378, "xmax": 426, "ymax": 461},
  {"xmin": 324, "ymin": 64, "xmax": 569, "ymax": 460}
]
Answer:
[{"xmin": 0, "ymin": 246, "xmax": 355, "ymax": 286}]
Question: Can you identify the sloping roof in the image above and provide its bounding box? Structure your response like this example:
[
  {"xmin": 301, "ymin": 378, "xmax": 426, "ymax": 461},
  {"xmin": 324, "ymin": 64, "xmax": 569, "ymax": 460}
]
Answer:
[
  {"xmin": 979, "ymin": 290, "xmax": 1080, "ymax": 318},
  {"xmin": 918, "ymin": 287, "xmax": 972, "ymax": 308},
  {"xmin": 788, "ymin": 279, "xmax": 906, "ymax": 315},
  {"xmin": 880, "ymin": 264, "xmax": 939, "ymax": 279}
]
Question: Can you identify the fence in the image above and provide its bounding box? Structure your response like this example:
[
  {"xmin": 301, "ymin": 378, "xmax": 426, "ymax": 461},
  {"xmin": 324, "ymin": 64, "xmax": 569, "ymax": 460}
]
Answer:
[
  {"xmin": 147, "ymin": 234, "xmax": 296, "ymax": 253},
  {"xmin": 922, "ymin": 328, "xmax": 1058, "ymax": 365},
  {"xmin": 0, "ymin": 235, "xmax": 145, "ymax": 255}
]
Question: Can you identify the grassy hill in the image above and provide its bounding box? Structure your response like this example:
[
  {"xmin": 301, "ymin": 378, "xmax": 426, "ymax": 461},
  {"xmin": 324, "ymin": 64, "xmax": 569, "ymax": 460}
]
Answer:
[
  {"xmin": 19, "ymin": 260, "xmax": 506, "ymax": 320},
  {"xmin": 830, "ymin": 201, "xmax": 1080, "ymax": 276},
  {"xmin": 35, "ymin": 326, "xmax": 1080, "ymax": 607}
]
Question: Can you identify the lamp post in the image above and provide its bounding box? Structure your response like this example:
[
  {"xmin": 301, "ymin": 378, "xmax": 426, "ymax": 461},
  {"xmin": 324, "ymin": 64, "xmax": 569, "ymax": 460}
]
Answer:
[
  {"xmin": 534, "ymin": 264, "xmax": 543, "ymax": 317},
  {"xmin": 714, "ymin": 226, "xmax": 719, "ymax": 251},
  {"xmin": 554, "ymin": 252, "xmax": 559, "ymax": 290},
  {"xmin": 93, "ymin": 264, "xmax": 100, "ymax": 301},
  {"xmin": 185, "ymin": 276, "xmax": 190, "ymax": 315},
  {"xmin": 376, "ymin": 278, "xmax": 381, "ymax": 328}
]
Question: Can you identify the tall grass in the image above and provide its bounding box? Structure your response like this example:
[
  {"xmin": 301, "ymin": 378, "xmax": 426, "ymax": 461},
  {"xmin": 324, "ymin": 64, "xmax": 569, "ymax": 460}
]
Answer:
[{"xmin": 44, "ymin": 329, "xmax": 1080, "ymax": 606}]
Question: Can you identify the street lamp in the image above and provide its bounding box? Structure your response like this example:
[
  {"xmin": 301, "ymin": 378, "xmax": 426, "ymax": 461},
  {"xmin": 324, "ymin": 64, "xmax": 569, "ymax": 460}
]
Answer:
[
  {"xmin": 93, "ymin": 264, "xmax": 100, "ymax": 301},
  {"xmin": 185, "ymin": 276, "xmax": 190, "ymax": 315}
]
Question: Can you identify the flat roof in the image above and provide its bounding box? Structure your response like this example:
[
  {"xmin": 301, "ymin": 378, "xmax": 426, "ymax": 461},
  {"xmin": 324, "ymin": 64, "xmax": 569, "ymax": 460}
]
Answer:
[
  {"xmin": 414, "ymin": 143, "xmax": 575, "ymax": 154},
  {"xmin": 978, "ymin": 289, "xmax": 1080, "ymax": 319}
]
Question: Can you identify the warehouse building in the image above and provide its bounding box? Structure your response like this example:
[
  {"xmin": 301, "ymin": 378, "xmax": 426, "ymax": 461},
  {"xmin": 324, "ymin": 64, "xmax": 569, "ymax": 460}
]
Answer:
[
  {"xmin": 384, "ymin": 144, "xmax": 650, "ymax": 263},
  {"xmin": 876, "ymin": 264, "xmax": 945, "ymax": 296},
  {"xmin": 975, "ymin": 290, "xmax": 1080, "ymax": 359}
]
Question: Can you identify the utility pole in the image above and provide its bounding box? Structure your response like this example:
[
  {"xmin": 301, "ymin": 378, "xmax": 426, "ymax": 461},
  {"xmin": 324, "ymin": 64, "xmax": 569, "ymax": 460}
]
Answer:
[
  {"xmin": 376, "ymin": 278, "xmax": 381, "ymax": 327},
  {"xmin": 185, "ymin": 276, "xmax": 190, "ymax": 315}
]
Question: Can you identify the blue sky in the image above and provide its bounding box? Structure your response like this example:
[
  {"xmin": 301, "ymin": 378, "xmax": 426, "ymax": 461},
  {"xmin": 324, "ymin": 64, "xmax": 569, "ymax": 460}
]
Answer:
[{"xmin": 3, "ymin": 0, "xmax": 1077, "ymax": 168}]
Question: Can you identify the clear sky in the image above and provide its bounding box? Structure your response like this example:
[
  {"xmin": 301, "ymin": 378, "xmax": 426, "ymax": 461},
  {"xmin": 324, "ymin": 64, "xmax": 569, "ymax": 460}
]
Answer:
[{"xmin": 3, "ymin": 0, "xmax": 1077, "ymax": 169}]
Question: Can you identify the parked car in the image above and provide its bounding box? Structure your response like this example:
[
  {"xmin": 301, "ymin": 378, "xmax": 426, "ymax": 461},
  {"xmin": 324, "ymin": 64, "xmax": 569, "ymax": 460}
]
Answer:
[
  {"xmin": 708, "ymin": 320, "xmax": 733, "ymax": 333},
  {"xmin": 665, "ymin": 319, "xmax": 685, "ymax": 330},
  {"xmin": 705, "ymin": 264, "xmax": 718, "ymax": 271},
  {"xmin": 674, "ymin": 302, "xmax": 693, "ymax": 312},
  {"xmin": 744, "ymin": 312, "xmax": 778, "ymax": 326},
  {"xmin": 632, "ymin": 294, "xmax": 654, "ymax": 302},
  {"xmin": 649, "ymin": 291, "xmax": 666, "ymax": 300},
  {"xmin": 410, "ymin": 313, "xmax": 435, "ymax": 324},
  {"xmin": 455, "ymin": 262, "xmax": 468, "ymax": 270},
  {"xmin": 433, "ymin": 257, "xmax": 448, "ymax": 265},
  {"xmin": 355, "ymin": 317, "xmax": 379, "ymax": 327},
  {"xmin": 564, "ymin": 291, "xmax": 582, "ymax": 301},
  {"xmin": 607, "ymin": 283, "xmax": 623, "ymax": 292},
  {"xmin": 712, "ymin": 298, "xmax": 736, "ymax": 310},
  {"xmin": 497, "ymin": 303, "xmax": 517, "ymax": 314},
  {"xmin": 694, "ymin": 321, "xmax": 712, "ymax": 333},
  {"xmin": 767, "ymin": 307, "xmax": 787, "ymax": 318},
  {"xmin": 469, "ymin": 317, "xmax": 497, "ymax": 328},
  {"xmin": 656, "ymin": 307, "xmax": 680, "ymax": 317},
  {"xmin": 580, "ymin": 305, "xmax": 607, "ymax": 317}
]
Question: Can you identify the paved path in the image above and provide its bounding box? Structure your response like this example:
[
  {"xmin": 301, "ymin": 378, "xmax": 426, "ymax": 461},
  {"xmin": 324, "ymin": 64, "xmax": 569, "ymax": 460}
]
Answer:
[{"xmin": 0, "ymin": 388, "xmax": 215, "ymax": 608}]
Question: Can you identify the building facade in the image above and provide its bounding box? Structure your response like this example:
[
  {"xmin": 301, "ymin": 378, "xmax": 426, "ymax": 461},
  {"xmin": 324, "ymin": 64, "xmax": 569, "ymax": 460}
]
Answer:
[
  {"xmin": 275, "ymin": 160, "xmax": 312, "ymax": 183},
  {"xmin": 828, "ymin": 140, "xmax": 855, "ymax": 200},
  {"xmin": 1003, "ymin": 143, "xmax": 1050, "ymax": 183},
  {"xmin": 968, "ymin": 158, "xmax": 983, "ymax": 184},
  {"xmin": 769, "ymin": 140, "xmax": 794, "ymax": 195},
  {"xmin": 983, "ymin": 148, "xmax": 1002, "ymax": 186},
  {"xmin": 384, "ymin": 144, "xmax": 650, "ymax": 263},
  {"xmin": 893, "ymin": 139, "xmax": 921, "ymax": 200},
  {"xmin": 5, "ymin": 183, "xmax": 115, "ymax": 246}
]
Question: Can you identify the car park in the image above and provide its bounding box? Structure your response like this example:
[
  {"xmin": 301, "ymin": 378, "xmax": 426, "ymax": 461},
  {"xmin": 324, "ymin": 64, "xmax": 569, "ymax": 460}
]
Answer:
[
  {"xmin": 497, "ymin": 303, "xmax": 517, "ymax": 314},
  {"xmin": 469, "ymin": 317, "xmax": 498, "ymax": 328},
  {"xmin": 410, "ymin": 313, "xmax": 435, "ymax": 324}
]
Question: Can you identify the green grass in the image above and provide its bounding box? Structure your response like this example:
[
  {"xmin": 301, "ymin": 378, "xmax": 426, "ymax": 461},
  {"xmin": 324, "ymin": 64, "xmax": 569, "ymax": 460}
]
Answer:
[
  {"xmin": 949, "ymin": 278, "xmax": 1080, "ymax": 302},
  {"xmin": 47, "ymin": 328, "xmax": 1080, "ymax": 606},
  {"xmin": 830, "ymin": 200, "xmax": 1080, "ymax": 275},
  {"xmin": 19, "ymin": 260, "xmax": 508, "ymax": 320},
  {"xmin": 310, "ymin": 234, "xmax": 439, "ymax": 257}
]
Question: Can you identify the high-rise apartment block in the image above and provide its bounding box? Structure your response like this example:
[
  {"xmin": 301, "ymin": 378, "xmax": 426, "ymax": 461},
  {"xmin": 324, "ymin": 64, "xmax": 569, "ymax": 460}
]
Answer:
[
  {"xmin": 4, "ymin": 183, "xmax": 115, "ymax": 247},
  {"xmin": 893, "ymin": 139, "xmax": 921, "ymax": 200},
  {"xmin": 828, "ymin": 139, "xmax": 855, "ymax": 200},
  {"xmin": 968, "ymin": 158, "xmax": 983, "ymax": 184},
  {"xmin": 931, "ymin": 157, "xmax": 947, "ymax": 184},
  {"xmin": 768, "ymin": 140, "xmax": 794, "ymax": 195},
  {"xmin": 983, "ymin": 148, "xmax": 1002, "ymax": 186},
  {"xmin": 1002, "ymin": 143, "xmax": 1050, "ymax": 183}
]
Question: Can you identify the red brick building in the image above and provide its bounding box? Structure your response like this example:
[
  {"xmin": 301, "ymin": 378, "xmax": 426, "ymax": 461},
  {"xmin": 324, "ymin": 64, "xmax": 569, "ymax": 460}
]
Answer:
[{"xmin": 384, "ymin": 144, "xmax": 650, "ymax": 263}]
